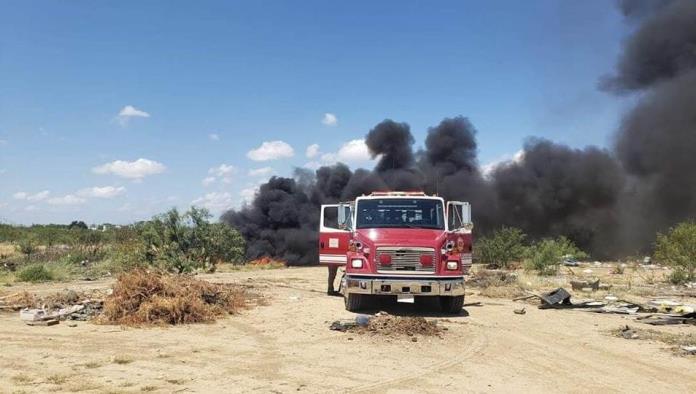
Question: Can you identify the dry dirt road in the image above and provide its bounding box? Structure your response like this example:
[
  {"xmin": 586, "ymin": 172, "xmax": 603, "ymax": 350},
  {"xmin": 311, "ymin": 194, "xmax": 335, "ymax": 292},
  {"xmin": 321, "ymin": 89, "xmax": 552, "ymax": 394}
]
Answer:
[{"xmin": 1, "ymin": 266, "xmax": 695, "ymax": 393}]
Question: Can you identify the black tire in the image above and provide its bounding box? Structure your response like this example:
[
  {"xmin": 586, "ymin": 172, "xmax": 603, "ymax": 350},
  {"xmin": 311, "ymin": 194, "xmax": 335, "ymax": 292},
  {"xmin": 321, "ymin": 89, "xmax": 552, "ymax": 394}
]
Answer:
[
  {"xmin": 415, "ymin": 296, "xmax": 440, "ymax": 310},
  {"xmin": 440, "ymin": 295, "xmax": 465, "ymax": 314},
  {"xmin": 345, "ymin": 293, "xmax": 366, "ymax": 312}
]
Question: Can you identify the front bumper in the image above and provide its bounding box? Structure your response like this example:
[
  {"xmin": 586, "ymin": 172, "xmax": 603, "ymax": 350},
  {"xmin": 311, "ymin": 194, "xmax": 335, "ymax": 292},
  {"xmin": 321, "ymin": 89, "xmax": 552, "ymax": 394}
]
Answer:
[{"xmin": 342, "ymin": 276, "xmax": 465, "ymax": 296}]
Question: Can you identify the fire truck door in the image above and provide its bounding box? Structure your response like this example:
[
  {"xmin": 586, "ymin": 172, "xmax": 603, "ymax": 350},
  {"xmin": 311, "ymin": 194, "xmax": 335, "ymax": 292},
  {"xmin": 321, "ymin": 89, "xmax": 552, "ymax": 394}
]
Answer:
[{"xmin": 319, "ymin": 204, "xmax": 351, "ymax": 265}]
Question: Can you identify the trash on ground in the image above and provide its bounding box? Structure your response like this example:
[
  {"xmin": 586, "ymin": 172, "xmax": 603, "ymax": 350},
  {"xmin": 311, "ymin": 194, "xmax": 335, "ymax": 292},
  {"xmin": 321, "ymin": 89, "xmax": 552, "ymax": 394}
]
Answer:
[
  {"xmin": 619, "ymin": 325, "xmax": 639, "ymax": 339},
  {"xmin": 514, "ymin": 308, "xmax": 526, "ymax": 315},
  {"xmin": 681, "ymin": 346, "xmax": 696, "ymax": 355},
  {"xmin": 570, "ymin": 279, "xmax": 599, "ymax": 291},
  {"xmin": 329, "ymin": 319, "xmax": 358, "ymax": 332}
]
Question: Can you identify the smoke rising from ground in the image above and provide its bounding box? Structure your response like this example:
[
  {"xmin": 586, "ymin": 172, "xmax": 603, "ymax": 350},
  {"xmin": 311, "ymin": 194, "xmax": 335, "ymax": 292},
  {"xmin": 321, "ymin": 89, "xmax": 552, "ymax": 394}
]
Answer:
[{"xmin": 222, "ymin": 2, "xmax": 696, "ymax": 263}]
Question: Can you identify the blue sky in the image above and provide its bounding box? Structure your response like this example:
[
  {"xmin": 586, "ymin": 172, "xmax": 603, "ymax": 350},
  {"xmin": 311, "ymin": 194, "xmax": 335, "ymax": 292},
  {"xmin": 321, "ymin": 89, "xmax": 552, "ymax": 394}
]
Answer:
[{"xmin": 0, "ymin": 1, "xmax": 631, "ymax": 224}]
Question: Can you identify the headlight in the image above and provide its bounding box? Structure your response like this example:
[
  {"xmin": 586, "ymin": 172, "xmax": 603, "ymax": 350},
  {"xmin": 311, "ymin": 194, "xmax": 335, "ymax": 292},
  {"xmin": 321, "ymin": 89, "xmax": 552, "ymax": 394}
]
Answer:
[
  {"xmin": 351, "ymin": 259, "xmax": 363, "ymax": 268},
  {"xmin": 446, "ymin": 261, "xmax": 458, "ymax": 270}
]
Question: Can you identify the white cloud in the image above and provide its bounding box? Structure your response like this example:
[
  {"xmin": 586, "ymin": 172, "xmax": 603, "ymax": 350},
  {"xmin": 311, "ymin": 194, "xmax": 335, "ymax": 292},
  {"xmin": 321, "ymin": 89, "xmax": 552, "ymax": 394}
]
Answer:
[
  {"xmin": 192, "ymin": 192, "xmax": 233, "ymax": 212},
  {"xmin": 0, "ymin": 169, "xmax": 7, "ymax": 174},
  {"xmin": 481, "ymin": 150, "xmax": 525, "ymax": 178},
  {"xmin": 240, "ymin": 187, "xmax": 258, "ymax": 203},
  {"xmin": 78, "ymin": 186, "xmax": 126, "ymax": 199},
  {"xmin": 205, "ymin": 163, "xmax": 237, "ymax": 184},
  {"xmin": 317, "ymin": 139, "xmax": 372, "ymax": 166},
  {"xmin": 47, "ymin": 194, "xmax": 86, "ymax": 206},
  {"xmin": 248, "ymin": 167, "xmax": 274, "ymax": 177},
  {"xmin": 13, "ymin": 190, "xmax": 50, "ymax": 202},
  {"xmin": 209, "ymin": 133, "xmax": 220, "ymax": 141},
  {"xmin": 247, "ymin": 140, "xmax": 294, "ymax": 161},
  {"xmin": 25, "ymin": 205, "xmax": 38, "ymax": 211},
  {"xmin": 202, "ymin": 176, "xmax": 216, "ymax": 187},
  {"xmin": 0, "ymin": 139, "xmax": 7, "ymax": 146},
  {"xmin": 116, "ymin": 105, "xmax": 150, "ymax": 126},
  {"xmin": 92, "ymin": 158, "xmax": 166, "ymax": 180},
  {"xmin": 303, "ymin": 161, "xmax": 321, "ymax": 170},
  {"xmin": 321, "ymin": 113, "xmax": 338, "ymax": 126},
  {"xmin": 305, "ymin": 143, "xmax": 320, "ymax": 159}
]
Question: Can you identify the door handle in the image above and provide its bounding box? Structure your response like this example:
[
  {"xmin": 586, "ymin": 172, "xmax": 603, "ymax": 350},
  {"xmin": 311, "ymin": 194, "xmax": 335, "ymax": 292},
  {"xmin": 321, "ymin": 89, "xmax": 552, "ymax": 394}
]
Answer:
[{"xmin": 320, "ymin": 242, "xmax": 324, "ymax": 249}]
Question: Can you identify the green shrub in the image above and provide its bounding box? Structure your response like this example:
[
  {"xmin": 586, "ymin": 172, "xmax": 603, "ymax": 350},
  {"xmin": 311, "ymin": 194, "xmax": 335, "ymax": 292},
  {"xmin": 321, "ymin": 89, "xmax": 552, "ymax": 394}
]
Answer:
[
  {"xmin": 475, "ymin": 227, "xmax": 527, "ymax": 269},
  {"xmin": 655, "ymin": 222, "xmax": 696, "ymax": 284},
  {"xmin": 16, "ymin": 264, "xmax": 54, "ymax": 282},
  {"xmin": 524, "ymin": 236, "xmax": 587, "ymax": 276},
  {"xmin": 140, "ymin": 207, "xmax": 246, "ymax": 273},
  {"xmin": 15, "ymin": 237, "xmax": 38, "ymax": 259}
]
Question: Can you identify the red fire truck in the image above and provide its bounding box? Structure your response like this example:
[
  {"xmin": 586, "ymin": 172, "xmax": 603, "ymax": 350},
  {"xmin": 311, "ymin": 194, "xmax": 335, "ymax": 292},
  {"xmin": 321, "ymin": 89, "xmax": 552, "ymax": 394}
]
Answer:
[{"xmin": 319, "ymin": 191, "xmax": 472, "ymax": 313}]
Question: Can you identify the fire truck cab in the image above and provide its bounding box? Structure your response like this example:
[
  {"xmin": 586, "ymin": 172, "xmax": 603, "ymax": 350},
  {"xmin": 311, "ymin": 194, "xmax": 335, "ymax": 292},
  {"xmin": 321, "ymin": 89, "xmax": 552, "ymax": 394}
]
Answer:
[{"xmin": 319, "ymin": 191, "xmax": 472, "ymax": 313}]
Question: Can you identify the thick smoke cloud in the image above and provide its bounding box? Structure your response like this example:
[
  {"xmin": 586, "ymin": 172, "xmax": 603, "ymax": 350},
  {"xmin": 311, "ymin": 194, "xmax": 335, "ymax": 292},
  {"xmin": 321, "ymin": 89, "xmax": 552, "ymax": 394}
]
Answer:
[
  {"xmin": 222, "ymin": 2, "xmax": 696, "ymax": 263},
  {"xmin": 609, "ymin": 0, "xmax": 696, "ymax": 251}
]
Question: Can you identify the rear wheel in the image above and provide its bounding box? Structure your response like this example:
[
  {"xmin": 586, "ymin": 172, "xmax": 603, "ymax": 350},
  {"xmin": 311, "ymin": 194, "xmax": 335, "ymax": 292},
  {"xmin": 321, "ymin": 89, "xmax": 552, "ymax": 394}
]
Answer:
[
  {"xmin": 345, "ymin": 293, "xmax": 366, "ymax": 312},
  {"xmin": 440, "ymin": 295, "xmax": 464, "ymax": 314}
]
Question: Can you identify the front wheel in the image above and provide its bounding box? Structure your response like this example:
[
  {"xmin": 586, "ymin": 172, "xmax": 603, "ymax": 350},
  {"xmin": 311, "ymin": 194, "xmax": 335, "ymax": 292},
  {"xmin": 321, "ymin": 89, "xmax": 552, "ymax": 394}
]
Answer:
[
  {"xmin": 440, "ymin": 295, "xmax": 464, "ymax": 314},
  {"xmin": 345, "ymin": 293, "xmax": 366, "ymax": 312}
]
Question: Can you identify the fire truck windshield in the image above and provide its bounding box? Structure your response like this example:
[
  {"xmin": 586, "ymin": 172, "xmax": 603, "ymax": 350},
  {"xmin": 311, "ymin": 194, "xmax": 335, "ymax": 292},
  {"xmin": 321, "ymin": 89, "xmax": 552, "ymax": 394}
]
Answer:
[{"xmin": 355, "ymin": 198, "xmax": 445, "ymax": 230}]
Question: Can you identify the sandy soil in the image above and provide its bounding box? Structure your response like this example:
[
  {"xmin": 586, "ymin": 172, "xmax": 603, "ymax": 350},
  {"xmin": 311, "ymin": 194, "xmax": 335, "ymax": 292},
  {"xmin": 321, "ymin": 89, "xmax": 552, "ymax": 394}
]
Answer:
[{"xmin": 1, "ymin": 266, "xmax": 695, "ymax": 393}]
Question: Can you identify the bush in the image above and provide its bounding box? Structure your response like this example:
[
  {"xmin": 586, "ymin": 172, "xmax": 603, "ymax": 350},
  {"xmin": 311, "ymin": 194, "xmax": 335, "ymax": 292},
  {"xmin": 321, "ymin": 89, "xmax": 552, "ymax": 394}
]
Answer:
[
  {"xmin": 15, "ymin": 237, "xmax": 38, "ymax": 259},
  {"xmin": 525, "ymin": 236, "xmax": 587, "ymax": 276},
  {"xmin": 16, "ymin": 264, "xmax": 54, "ymax": 282},
  {"xmin": 655, "ymin": 222, "xmax": 696, "ymax": 284},
  {"xmin": 475, "ymin": 227, "xmax": 527, "ymax": 269},
  {"xmin": 141, "ymin": 207, "xmax": 246, "ymax": 273}
]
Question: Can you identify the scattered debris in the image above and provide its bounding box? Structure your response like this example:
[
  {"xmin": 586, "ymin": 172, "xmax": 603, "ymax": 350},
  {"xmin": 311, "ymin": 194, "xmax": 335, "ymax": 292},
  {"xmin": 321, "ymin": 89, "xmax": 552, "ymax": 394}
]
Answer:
[
  {"xmin": 329, "ymin": 319, "xmax": 358, "ymax": 332},
  {"xmin": 619, "ymin": 325, "xmax": 639, "ymax": 339},
  {"xmin": 681, "ymin": 346, "xmax": 696, "ymax": 355},
  {"xmin": 25, "ymin": 319, "xmax": 59, "ymax": 326},
  {"xmin": 539, "ymin": 288, "xmax": 572, "ymax": 308},
  {"xmin": 595, "ymin": 305, "xmax": 639, "ymax": 315},
  {"xmin": 570, "ymin": 279, "xmax": 599, "ymax": 291},
  {"xmin": 639, "ymin": 313, "xmax": 696, "ymax": 326},
  {"xmin": 513, "ymin": 308, "xmax": 526, "ymax": 315}
]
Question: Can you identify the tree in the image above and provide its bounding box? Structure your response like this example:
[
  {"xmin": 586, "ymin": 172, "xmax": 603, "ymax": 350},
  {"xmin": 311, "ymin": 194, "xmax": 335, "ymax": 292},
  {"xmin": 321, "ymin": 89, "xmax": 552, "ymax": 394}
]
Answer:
[
  {"xmin": 475, "ymin": 227, "xmax": 527, "ymax": 269},
  {"xmin": 140, "ymin": 207, "xmax": 246, "ymax": 273},
  {"xmin": 68, "ymin": 221, "xmax": 88, "ymax": 230},
  {"xmin": 525, "ymin": 236, "xmax": 587, "ymax": 276},
  {"xmin": 655, "ymin": 222, "xmax": 696, "ymax": 284},
  {"xmin": 16, "ymin": 236, "xmax": 38, "ymax": 260}
]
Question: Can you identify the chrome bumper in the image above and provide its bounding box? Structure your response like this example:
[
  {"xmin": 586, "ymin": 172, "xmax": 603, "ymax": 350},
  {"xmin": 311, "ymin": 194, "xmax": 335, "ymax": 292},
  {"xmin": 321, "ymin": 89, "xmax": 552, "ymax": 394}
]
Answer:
[{"xmin": 342, "ymin": 276, "xmax": 465, "ymax": 296}]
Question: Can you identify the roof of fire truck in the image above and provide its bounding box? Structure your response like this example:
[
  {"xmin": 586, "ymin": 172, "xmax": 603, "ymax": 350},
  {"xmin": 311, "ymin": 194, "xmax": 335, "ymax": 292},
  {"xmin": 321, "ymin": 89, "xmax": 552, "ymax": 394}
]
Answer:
[{"xmin": 357, "ymin": 191, "xmax": 443, "ymax": 200}]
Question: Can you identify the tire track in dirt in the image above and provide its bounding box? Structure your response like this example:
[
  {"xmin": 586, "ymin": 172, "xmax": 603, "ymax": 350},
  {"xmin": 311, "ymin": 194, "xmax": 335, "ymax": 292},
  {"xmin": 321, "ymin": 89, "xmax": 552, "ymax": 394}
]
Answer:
[{"xmin": 348, "ymin": 326, "xmax": 489, "ymax": 393}]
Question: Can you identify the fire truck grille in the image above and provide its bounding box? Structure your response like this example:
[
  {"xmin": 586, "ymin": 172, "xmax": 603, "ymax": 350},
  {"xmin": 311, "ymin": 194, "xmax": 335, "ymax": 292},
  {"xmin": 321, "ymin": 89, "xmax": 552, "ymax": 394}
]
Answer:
[{"xmin": 375, "ymin": 247, "xmax": 436, "ymax": 273}]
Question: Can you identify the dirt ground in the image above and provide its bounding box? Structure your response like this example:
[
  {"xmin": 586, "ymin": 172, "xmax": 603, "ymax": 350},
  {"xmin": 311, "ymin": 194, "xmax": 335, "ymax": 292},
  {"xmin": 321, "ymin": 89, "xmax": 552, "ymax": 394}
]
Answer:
[{"xmin": 1, "ymin": 266, "xmax": 695, "ymax": 393}]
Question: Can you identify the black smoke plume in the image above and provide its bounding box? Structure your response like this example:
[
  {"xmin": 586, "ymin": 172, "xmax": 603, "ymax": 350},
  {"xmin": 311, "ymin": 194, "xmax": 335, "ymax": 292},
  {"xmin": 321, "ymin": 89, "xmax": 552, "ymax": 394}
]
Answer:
[{"xmin": 222, "ymin": 2, "xmax": 696, "ymax": 263}]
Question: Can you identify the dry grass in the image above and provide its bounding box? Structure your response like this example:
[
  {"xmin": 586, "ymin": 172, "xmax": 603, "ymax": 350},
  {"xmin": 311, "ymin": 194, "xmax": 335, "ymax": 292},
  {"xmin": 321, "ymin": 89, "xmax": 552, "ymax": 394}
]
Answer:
[
  {"xmin": 99, "ymin": 270, "xmax": 255, "ymax": 326},
  {"xmin": 468, "ymin": 262, "xmax": 682, "ymax": 303},
  {"xmin": 45, "ymin": 374, "xmax": 68, "ymax": 385},
  {"xmin": 11, "ymin": 373, "xmax": 33, "ymax": 385},
  {"xmin": 0, "ymin": 242, "xmax": 17, "ymax": 257},
  {"xmin": 83, "ymin": 361, "xmax": 102, "ymax": 369},
  {"xmin": 111, "ymin": 355, "xmax": 134, "ymax": 365},
  {"xmin": 612, "ymin": 326, "xmax": 696, "ymax": 354}
]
